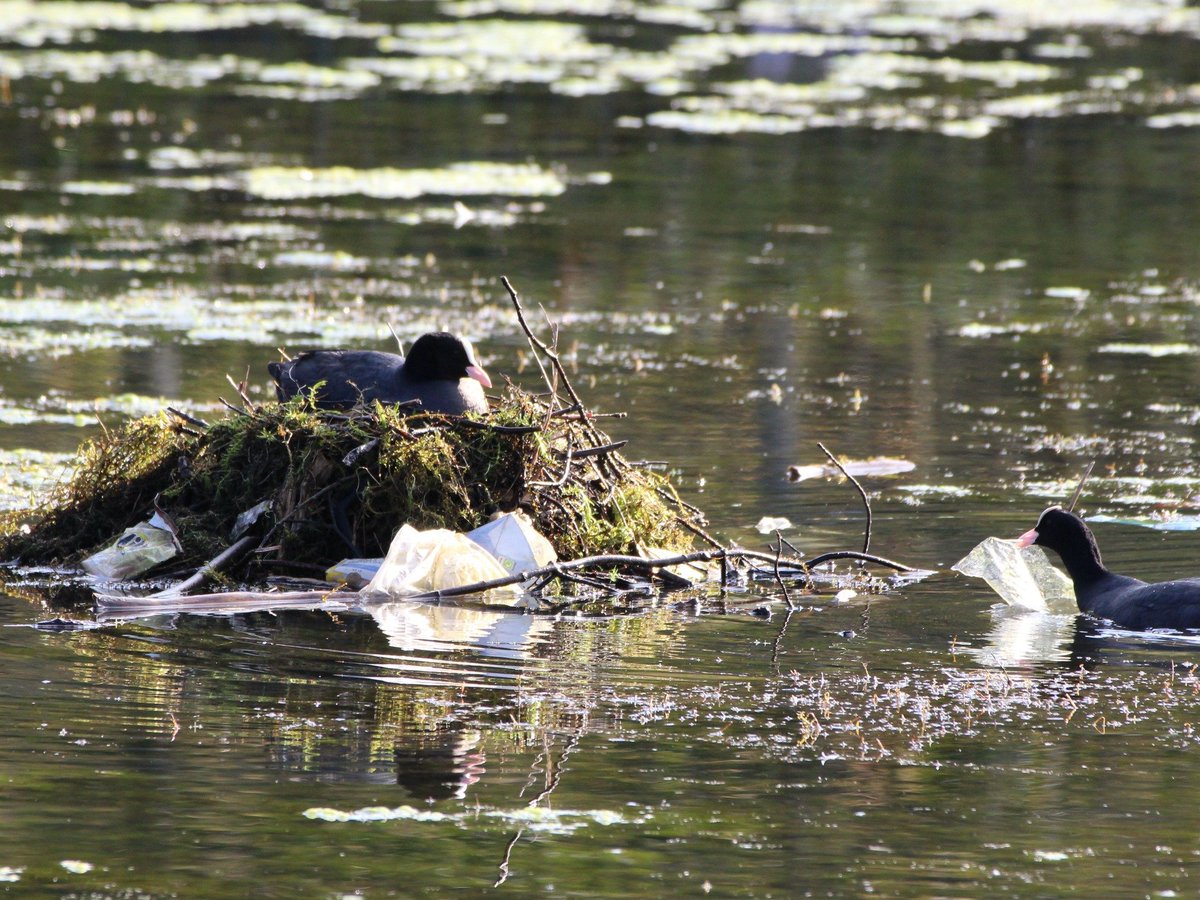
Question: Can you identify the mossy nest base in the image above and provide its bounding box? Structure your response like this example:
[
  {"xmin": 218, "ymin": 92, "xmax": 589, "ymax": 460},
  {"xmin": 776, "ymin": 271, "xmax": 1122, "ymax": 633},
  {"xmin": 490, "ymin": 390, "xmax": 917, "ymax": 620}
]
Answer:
[{"xmin": 0, "ymin": 387, "xmax": 701, "ymax": 582}]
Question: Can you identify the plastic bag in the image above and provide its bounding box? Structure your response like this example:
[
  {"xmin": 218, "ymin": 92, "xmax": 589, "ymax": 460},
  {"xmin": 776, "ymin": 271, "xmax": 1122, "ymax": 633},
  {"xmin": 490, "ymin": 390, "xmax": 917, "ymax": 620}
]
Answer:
[
  {"xmin": 952, "ymin": 536, "xmax": 1075, "ymax": 612},
  {"xmin": 82, "ymin": 515, "xmax": 179, "ymax": 580},
  {"xmin": 465, "ymin": 511, "xmax": 556, "ymax": 575},
  {"xmin": 326, "ymin": 558, "xmax": 382, "ymax": 588},
  {"xmin": 363, "ymin": 524, "xmax": 519, "ymax": 605}
]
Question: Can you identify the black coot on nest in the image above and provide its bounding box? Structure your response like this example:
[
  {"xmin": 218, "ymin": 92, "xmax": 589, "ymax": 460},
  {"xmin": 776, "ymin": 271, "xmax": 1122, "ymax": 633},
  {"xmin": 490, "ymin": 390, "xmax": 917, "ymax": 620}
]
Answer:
[
  {"xmin": 1019, "ymin": 505, "xmax": 1200, "ymax": 631},
  {"xmin": 268, "ymin": 332, "xmax": 492, "ymax": 414}
]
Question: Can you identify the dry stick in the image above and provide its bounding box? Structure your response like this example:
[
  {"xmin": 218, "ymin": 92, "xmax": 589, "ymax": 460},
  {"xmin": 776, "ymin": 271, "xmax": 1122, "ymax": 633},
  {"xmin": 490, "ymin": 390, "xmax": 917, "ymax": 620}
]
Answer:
[
  {"xmin": 678, "ymin": 518, "xmax": 724, "ymax": 550},
  {"xmin": 817, "ymin": 441, "xmax": 872, "ymax": 556},
  {"xmin": 501, "ymin": 276, "xmax": 610, "ymax": 457},
  {"xmin": 453, "ymin": 418, "xmax": 542, "ymax": 436},
  {"xmin": 655, "ymin": 485, "xmax": 707, "ymax": 519},
  {"xmin": 798, "ymin": 549, "xmax": 908, "ymax": 570},
  {"xmin": 529, "ymin": 434, "xmax": 575, "ymax": 488},
  {"xmin": 1065, "ymin": 460, "xmax": 1096, "ymax": 513},
  {"xmin": 218, "ymin": 397, "xmax": 245, "ymax": 416},
  {"xmin": 148, "ymin": 535, "xmax": 259, "ymax": 598},
  {"xmin": 166, "ymin": 406, "xmax": 209, "ymax": 430},
  {"xmin": 225, "ymin": 371, "xmax": 257, "ymax": 414},
  {"xmin": 257, "ymin": 473, "xmax": 361, "ymax": 548},
  {"xmin": 567, "ymin": 440, "xmax": 627, "ymax": 460},
  {"xmin": 501, "ymin": 276, "xmax": 618, "ymax": 491}
]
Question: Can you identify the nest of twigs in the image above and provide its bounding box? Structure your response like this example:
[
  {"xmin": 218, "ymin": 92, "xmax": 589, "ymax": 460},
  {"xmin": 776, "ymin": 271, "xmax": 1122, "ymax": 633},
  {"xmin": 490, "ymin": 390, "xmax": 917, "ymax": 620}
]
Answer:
[
  {"xmin": 0, "ymin": 381, "xmax": 700, "ymax": 580},
  {"xmin": 0, "ymin": 277, "xmax": 915, "ymax": 607}
]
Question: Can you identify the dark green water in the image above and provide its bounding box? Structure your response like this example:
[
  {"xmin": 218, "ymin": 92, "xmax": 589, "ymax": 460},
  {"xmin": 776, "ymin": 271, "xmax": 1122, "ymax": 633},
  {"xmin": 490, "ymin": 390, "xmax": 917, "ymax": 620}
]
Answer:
[{"xmin": 3, "ymin": 2, "xmax": 1200, "ymax": 895}]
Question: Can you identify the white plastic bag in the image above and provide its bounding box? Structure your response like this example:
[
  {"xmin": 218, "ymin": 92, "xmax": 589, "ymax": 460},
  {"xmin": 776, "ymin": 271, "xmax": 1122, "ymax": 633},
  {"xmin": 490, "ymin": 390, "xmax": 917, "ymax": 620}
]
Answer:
[
  {"xmin": 465, "ymin": 511, "xmax": 556, "ymax": 575},
  {"xmin": 952, "ymin": 536, "xmax": 1075, "ymax": 612},
  {"xmin": 363, "ymin": 524, "xmax": 518, "ymax": 605},
  {"xmin": 82, "ymin": 515, "xmax": 178, "ymax": 580}
]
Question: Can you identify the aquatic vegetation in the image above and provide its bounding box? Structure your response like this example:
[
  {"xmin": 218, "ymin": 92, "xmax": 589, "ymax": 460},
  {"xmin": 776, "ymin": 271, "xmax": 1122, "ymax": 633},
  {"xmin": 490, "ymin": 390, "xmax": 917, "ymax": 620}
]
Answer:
[{"xmin": 0, "ymin": 388, "xmax": 698, "ymax": 574}]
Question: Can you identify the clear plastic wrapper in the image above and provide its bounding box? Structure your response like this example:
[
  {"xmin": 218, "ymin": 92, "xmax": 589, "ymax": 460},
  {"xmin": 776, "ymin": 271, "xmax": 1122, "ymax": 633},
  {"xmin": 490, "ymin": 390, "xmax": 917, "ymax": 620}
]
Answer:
[
  {"xmin": 952, "ymin": 536, "xmax": 1075, "ymax": 612},
  {"xmin": 364, "ymin": 524, "xmax": 519, "ymax": 605}
]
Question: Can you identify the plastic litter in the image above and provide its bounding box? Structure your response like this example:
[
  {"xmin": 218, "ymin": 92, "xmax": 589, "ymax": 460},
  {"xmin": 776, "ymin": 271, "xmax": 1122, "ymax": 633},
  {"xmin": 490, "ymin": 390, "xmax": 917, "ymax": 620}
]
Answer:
[
  {"xmin": 363, "ymin": 524, "xmax": 520, "ymax": 605},
  {"xmin": 81, "ymin": 513, "xmax": 179, "ymax": 580},
  {"xmin": 465, "ymin": 511, "xmax": 556, "ymax": 575},
  {"xmin": 952, "ymin": 536, "xmax": 1075, "ymax": 612},
  {"xmin": 326, "ymin": 558, "xmax": 382, "ymax": 589},
  {"xmin": 231, "ymin": 500, "xmax": 273, "ymax": 540}
]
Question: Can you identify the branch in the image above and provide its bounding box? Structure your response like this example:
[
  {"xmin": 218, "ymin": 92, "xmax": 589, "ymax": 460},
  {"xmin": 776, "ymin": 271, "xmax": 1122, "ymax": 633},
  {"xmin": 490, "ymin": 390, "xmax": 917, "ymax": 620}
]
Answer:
[
  {"xmin": 817, "ymin": 441, "xmax": 871, "ymax": 555},
  {"xmin": 149, "ymin": 535, "xmax": 259, "ymax": 598}
]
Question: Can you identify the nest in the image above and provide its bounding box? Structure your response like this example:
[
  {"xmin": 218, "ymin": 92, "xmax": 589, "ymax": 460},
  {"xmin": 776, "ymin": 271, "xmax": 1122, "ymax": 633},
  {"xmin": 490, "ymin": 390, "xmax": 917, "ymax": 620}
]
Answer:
[
  {"xmin": 0, "ymin": 279, "xmax": 914, "ymax": 608},
  {"xmin": 0, "ymin": 384, "xmax": 702, "ymax": 580}
]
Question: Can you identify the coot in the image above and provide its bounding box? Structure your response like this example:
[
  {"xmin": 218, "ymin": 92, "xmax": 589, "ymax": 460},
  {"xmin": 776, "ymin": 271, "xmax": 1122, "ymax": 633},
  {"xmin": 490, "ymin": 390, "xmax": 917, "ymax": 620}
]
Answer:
[
  {"xmin": 1017, "ymin": 506, "xmax": 1200, "ymax": 630},
  {"xmin": 268, "ymin": 332, "xmax": 492, "ymax": 414}
]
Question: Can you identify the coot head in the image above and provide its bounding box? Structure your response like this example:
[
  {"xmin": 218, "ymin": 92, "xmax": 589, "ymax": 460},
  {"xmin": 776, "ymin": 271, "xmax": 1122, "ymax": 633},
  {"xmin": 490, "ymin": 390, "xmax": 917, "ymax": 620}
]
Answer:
[
  {"xmin": 1016, "ymin": 505, "xmax": 1108, "ymax": 584},
  {"xmin": 405, "ymin": 332, "xmax": 492, "ymax": 389},
  {"xmin": 1017, "ymin": 506, "xmax": 1098, "ymax": 557}
]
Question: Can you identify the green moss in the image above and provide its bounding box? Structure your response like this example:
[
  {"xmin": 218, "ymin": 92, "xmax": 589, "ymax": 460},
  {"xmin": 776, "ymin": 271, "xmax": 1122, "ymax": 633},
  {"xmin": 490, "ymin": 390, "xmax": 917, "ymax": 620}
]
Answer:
[{"xmin": 0, "ymin": 386, "xmax": 702, "ymax": 578}]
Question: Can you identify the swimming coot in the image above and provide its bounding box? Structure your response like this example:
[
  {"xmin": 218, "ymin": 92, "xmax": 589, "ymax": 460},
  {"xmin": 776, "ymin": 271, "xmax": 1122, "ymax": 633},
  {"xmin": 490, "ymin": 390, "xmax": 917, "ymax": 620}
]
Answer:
[
  {"xmin": 1017, "ymin": 505, "xmax": 1200, "ymax": 631},
  {"xmin": 268, "ymin": 332, "xmax": 492, "ymax": 414}
]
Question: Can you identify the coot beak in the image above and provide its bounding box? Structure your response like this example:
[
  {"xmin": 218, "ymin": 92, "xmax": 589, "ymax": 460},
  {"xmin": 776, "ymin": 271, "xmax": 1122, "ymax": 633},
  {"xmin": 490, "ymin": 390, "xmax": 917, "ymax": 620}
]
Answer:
[
  {"xmin": 466, "ymin": 365, "xmax": 492, "ymax": 389},
  {"xmin": 1015, "ymin": 528, "xmax": 1038, "ymax": 548}
]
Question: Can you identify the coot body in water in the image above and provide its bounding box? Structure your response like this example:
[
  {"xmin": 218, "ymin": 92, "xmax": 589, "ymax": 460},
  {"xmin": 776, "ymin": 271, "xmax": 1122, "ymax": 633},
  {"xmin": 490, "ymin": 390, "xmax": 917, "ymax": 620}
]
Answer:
[
  {"xmin": 268, "ymin": 332, "xmax": 492, "ymax": 414},
  {"xmin": 1018, "ymin": 506, "xmax": 1200, "ymax": 630}
]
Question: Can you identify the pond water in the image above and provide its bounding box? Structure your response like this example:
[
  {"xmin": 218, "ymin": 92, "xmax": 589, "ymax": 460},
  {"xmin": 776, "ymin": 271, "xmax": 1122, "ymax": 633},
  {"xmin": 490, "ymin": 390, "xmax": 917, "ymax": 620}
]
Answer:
[{"xmin": 3, "ymin": 1, "xmax": 1200, "ymax": 895}]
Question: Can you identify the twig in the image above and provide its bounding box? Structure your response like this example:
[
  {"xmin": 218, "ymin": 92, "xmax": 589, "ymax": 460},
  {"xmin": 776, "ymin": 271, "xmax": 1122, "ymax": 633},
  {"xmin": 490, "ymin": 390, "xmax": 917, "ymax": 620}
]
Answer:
[
  {"xmin": 529, "ymin": 434, "xmax": 575, "ymax": 488},
  {"xmin": 501, "ymin": 277, "xmax": 612, "ymax": 465},
  {"xmin": 773, "ymin": 533, "xmax": 794, "ymax": 609},
  {"xmin": 1065, "ymin": 460, "xmax": 1095, "ymax": 513},
  {"xmin": 148, "ymin": 535, "xmax": 259, "ymax": 598},
  {"xmin": 817, "ymin": 441, "xmax": 872, "ymax": 555},
  {"xmin": 226, "ymin": 370, "xmax": 257, "ymax": 414},
  {"xmin": 565, "ymin": 440, "xmax": 627, "ymax": 460},
  {"xmin": 453, "ymin": 419, "xmax": 542, "ymax": 435},
  {"xmin": 803, "ymin": 550, "xmax": 907, "ymax": 569},
  {"xmin": 218, "ymin": 397, "xmax": 244, "ymax": 416},
  {"xmin": 655, "ymin": 485, "xmax": 707, "ymax": 519},
  {"xmin": 678, "ymin": 518, "xmax": 723, "ymax": 550},
  {"xmin": 166, "ymin": 406, "xmax": 209, "ymax": 429}
]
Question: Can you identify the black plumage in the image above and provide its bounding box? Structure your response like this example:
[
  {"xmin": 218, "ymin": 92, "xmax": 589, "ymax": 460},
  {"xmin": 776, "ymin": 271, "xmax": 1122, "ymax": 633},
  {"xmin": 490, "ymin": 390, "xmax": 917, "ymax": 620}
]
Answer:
[
  {"xmin": 268, "ymin": 332, "xmax": 491, "ymax": 415},
  {"xmin": 1019, "ymin": 506, "xmax": 1200, "ymax": 631}
]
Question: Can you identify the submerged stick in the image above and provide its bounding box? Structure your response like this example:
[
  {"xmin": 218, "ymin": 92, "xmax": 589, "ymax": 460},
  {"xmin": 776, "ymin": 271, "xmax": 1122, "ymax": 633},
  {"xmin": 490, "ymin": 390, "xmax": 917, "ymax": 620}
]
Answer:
[{"xmin": 818, "ymin": 441, "xmax": 872, "ymax": 555}]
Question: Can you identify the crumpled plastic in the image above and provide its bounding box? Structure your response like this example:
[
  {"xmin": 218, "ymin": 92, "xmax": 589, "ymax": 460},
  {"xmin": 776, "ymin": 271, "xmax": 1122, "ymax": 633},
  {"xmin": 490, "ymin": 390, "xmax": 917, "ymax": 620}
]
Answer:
[
  {"xmin": 363, "ymin": 524, "xmax": 519, "ymax": 606},
  {"xmin": 466, "ymin": 511, "xmax": 556, "ymax": 575},
  {"xmin": 952, "ymin": 536, "xmax": 1076, "ymax": 613},
  {"xmin": 82, "ymin": 515, "xmax": 179, "ymax": 580}
]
